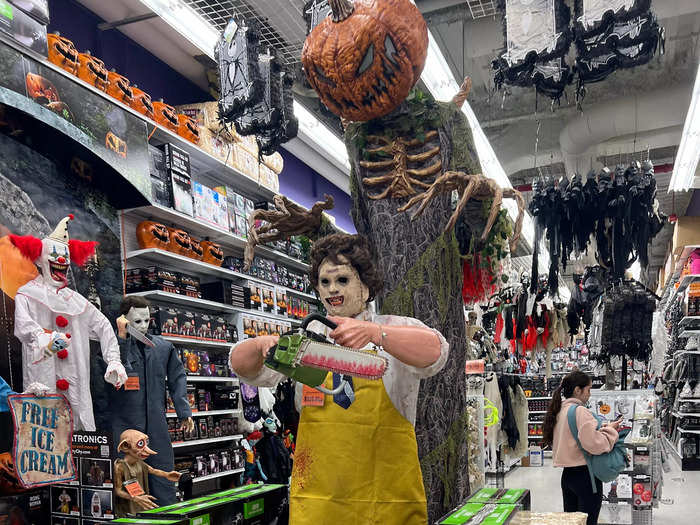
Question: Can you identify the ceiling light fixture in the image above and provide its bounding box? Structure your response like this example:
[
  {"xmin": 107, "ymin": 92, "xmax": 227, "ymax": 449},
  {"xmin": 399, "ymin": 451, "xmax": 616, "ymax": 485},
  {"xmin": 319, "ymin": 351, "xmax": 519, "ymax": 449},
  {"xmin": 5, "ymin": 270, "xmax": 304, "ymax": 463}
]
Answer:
[
  {"xmin": 293, "ymin": 100, "xmax": 351, "ymax": 172},
  {"xmin": 137, "ymin": 0, "xmax": 219, "ymax": 58},
  {"xmin": 669, "ymin": 61, "xmax": 700, "ymax": 192}
]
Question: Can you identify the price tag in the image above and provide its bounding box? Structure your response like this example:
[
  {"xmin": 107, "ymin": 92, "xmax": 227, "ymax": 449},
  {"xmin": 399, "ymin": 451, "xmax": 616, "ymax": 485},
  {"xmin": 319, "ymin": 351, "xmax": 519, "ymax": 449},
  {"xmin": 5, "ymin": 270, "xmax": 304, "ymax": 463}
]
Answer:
[
  {"xmin": 124, "ymin": 479, "xmax": 145, "ymax": 497},
  {"xmin": 465, "ymin": 359, "xmax": 485, "ymax": 375},
  {"xmin": 124, "ymin": 375, "xmax": 140, "ymax": 391},
  {"xmin": 302, "ymin": 385, "xmax": 324, "ymax": 407}
]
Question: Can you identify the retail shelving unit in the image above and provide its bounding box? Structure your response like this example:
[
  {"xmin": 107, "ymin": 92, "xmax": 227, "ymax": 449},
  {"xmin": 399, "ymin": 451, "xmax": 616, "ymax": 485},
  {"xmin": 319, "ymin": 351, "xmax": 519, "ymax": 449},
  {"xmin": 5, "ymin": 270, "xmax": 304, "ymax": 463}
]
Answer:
[
  {"xmin": 166, "ymin": 409, "xmax": 241, "ymax": 418},
  {"xmin": 192, "ymin": 467, "xmax": 245, "ymax": 484},
  {"xmin": 172, "ymin": 435, "xmax": 243, "ymax": 449}
]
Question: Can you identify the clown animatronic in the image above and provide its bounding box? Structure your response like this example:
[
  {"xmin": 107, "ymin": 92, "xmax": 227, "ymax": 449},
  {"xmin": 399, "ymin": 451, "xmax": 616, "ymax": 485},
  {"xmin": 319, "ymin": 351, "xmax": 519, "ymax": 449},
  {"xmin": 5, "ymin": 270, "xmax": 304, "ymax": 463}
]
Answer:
[
  {"xmin": 230, "ymin": 234, "xmax": 448, "ymax": 524},
  {"xmin": 11, "ymin": 215, "xmax": 127, "ymax": 430}
]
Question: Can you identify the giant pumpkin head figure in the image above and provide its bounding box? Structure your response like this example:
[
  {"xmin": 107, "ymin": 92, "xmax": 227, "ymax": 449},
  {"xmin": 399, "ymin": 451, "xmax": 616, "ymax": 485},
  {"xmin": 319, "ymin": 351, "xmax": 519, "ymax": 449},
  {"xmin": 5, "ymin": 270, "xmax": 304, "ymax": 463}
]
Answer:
[
  {"xmin": 301, "ymin": 0, "xmax": 428, "ymax": 122},
  {"xmin": 9, "ymin": 215, "xmax": 97, "ymax": 291},
  {"xmin": 136, "ymin": 221, "xmax": 171, "ymax": 251}
]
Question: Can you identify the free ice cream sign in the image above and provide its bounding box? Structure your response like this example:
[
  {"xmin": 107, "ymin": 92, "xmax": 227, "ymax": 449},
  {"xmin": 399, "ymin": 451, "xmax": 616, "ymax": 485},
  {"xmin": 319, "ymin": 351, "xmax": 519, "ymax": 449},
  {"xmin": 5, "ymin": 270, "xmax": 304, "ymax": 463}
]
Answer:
[{"xmin": 8, "ymin": 393, "xmax": 76, "ymax": 487}]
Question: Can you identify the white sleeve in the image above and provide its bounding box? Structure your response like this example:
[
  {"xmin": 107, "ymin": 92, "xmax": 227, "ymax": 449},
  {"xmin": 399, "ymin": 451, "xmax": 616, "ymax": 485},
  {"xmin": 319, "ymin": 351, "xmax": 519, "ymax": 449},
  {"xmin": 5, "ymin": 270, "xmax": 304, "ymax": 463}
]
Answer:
[
  {"xmin": 13, "ymin": 294, "xmax": 48, "ymax": 364},
  {"xmin": 376, "ymin": 314, "xmax": 449, "ymax": 379},
  {"xmin": 85, "ymin": 303, "xmax": 121, "ymax": 364},
  {"xmin": 228, "ymin": 342, "xmax": 285, "ymax": 388}
]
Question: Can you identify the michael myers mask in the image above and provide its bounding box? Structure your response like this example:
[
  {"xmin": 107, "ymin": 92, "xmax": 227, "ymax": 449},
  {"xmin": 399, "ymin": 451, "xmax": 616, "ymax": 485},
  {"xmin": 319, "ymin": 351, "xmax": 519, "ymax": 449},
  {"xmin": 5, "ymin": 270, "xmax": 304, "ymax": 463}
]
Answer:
[
  {"xmin": 316, "ymin": 256, "xmax": 369, "ymax": 318},
  {"xmin": 126, "ymin": 307, "xmax": 150, "ymax": 335}
]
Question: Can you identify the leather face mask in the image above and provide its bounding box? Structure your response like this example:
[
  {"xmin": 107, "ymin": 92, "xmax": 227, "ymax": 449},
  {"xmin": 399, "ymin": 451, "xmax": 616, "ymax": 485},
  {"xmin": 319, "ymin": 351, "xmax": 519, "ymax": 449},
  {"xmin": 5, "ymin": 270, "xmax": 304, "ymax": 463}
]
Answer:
[{"xmin": 316, "ymin": 256, "xmax": 369, "ymax": 318}]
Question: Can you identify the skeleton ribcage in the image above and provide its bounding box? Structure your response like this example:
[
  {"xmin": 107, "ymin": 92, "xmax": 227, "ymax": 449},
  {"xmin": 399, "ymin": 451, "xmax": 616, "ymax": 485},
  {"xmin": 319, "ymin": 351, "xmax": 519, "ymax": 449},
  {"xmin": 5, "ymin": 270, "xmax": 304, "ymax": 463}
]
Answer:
[{"xmin": 359, "ymin": 130, "xmax": 443, "ymax": 200}]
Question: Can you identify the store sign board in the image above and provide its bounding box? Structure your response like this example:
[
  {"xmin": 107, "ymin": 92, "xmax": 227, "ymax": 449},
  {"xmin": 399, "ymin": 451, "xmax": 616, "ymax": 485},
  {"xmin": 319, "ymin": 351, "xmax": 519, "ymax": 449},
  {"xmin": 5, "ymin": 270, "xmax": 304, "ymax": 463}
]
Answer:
[
  {"xmin": 243, "ymin": 498, "xmax": 264, "ymax": 519},
  {"xmin": 0, "ymin": 39, "xmax": 152, "ymax": 202},
  {"xmin": 8, "ymin": 393, "xmax": 76, "ymax": 488}
]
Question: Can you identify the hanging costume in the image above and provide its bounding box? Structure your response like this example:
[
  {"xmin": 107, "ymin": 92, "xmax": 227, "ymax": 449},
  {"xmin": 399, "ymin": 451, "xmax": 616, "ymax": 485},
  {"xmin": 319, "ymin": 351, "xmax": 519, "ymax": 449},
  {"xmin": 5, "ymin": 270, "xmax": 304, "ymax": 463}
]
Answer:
[
  {"xmin": 110, "ymin": 334, "xmax": 191, "ymax": 505},
  {"xmin": 233, "ymin": 311, "xmax": 448, "ymax": 524}
]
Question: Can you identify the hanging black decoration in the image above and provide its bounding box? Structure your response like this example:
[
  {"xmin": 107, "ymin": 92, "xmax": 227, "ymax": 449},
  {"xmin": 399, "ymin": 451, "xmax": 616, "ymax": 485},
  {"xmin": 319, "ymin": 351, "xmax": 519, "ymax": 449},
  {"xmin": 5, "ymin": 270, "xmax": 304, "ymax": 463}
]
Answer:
[
  {"xmin": 235, "ymin": 49, "xmax": 282, "ymax": 137},
  {"xmin": 217, "ymin": 18, "xmax": 263, "ymax": 123},
  {"xmin": 529, "ymin": 161, "xmax": 666, "ymax": 295},
  {"xmin": 573, "ymin": 0, "xmax": 652, "ymax": 40},
  {"xmin": 303, "ymin": 0, "xmax": 332, "ymax": 35},
  {"xmin": 255, "ymin": 68, "xmax": 299, "ymax": 157}
]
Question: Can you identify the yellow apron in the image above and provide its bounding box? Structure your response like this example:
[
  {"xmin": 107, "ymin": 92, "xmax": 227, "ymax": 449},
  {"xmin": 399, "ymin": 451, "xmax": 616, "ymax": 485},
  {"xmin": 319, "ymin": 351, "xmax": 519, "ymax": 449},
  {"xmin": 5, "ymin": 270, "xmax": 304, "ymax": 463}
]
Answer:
[{"xmin": 289, "ymin": 372, "xmax": 428, "ymax": 525}]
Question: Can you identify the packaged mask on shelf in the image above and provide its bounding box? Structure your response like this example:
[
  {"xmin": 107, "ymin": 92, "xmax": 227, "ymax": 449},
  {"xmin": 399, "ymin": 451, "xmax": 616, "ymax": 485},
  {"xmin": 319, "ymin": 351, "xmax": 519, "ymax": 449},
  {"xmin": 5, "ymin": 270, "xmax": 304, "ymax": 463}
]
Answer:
[
  {"xmin": 634, "ymin": 395, "xmax": 656, "ymax": 419},
  {"xmin": 626, "ymin": 420, "xmax": 653, "ymax": 445}
]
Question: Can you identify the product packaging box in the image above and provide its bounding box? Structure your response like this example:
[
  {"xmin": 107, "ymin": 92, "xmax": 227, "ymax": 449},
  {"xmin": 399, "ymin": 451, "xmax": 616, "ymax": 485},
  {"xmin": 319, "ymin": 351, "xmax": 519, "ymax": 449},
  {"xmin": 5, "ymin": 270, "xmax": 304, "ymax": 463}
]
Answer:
[
  {"xmin": 162, "ymin": 143, "xmax": 191, "ymax": 177},
  {"xmin": 179, "ymin": 310, "xmax": 196, "ymax": 338},
  {"xmin": 151, "ymin": 176, "xmax": 173, "ymax": 208},
  {"xmin": 466, "ymin": 488, "xmax": 531, "ymax": 510},
  {"xmin": 149, "ymin": 144, "xmax": 168, "ymax": 180},
  {"xmin": 178, "ymin": 273, "xmax": 201, "ymax": 298},
  {"xmin": 171, "ymin": 171, "xmax": 193, "ymax": 216},
  {"xmin": 125, "ymin": 268, "xmax": 143, "ymax": 294},
  {"xmin": 195, "ymin": 312, "xmax": 213, "ymax": 340},
  {"xmin": 437, "ymin": 502, "xmax": 518, "ymax": 524},
  {"xmin": 151, "ymin": 305, "xmax": 179, "ymax": 335},
  {"xmin": 0, "ymin": 0, "xmax": 48, "ymax": 55},
  {"xmin": 212, "ymin": 316, "xmax": 229, "ymax": 342},
  {"xmin": 193, "ymin": 181, "xmax": 229, "ymax": 230},
  {"xmin": 262, "ymin": 286, "xmax": 275, "ymax": 313},
  {"xmin": 141, "ymin": 266, "xmax": 179, "ymax": 294}
]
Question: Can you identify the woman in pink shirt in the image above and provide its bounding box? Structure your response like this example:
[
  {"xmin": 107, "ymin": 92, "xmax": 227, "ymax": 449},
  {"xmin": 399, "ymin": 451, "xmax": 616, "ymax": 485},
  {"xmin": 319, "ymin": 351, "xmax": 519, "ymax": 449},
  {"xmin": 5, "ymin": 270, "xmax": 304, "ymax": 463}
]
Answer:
[{"xmin": 542, "ymin": 371, "xmax": 621, "ymax": 525}]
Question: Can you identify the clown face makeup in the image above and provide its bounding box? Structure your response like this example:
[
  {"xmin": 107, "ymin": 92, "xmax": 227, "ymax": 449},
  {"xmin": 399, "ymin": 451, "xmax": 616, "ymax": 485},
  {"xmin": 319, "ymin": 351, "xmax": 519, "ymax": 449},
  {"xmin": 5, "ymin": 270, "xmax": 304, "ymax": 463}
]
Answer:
[
  {"xmin": 126, "ymin": 307, "xmax": 150, "ymax": 335},
  {"xmin": 316, "ymin": 256, "xmax": 369, "ymax": 318},
  {"xmin": 41, "ymin": 238, "xmax": 70, "ymax": 289}
]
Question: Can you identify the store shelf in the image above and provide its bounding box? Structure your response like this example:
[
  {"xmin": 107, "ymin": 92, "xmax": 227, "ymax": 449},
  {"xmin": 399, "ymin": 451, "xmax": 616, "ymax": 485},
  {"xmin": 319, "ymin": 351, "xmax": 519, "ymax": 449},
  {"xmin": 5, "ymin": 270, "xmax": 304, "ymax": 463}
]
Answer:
[
  {"xmin": 529, "ymin": 410, "xmax": 547, "ymax": 414},
  {"xmin": 186, "ymin": 376, "xmax": 238, "ymax": 383},
  {"xmin": 230, "ymin": 306, "xmax": 302, "ymax": 324},
  {"xmin": 125, "ymin": 248, "xmax": 314, "ymax": 304},
  {"xmin": 122, "ymin": 204, "xmax": 310, "ymax": 273},
  {"xmin": 527, "ymin": 420, "xmax": 544, "ymax": 424},
  {"xmin": 162, "ymin": 336, "xmax": 233, "ymax": 348},
  {"xmin": 677, "ymin": 428, "xmax": 700, "ymax": 435},
  {"xmin": 172, "ymin": 435, "xmax": 243, "ymax": 448},
  {"xmin": 528, "ymin": 435, "xmax": 543, "ymax": 439},
  {"xmin": 192, "ymin": 467, "xmax": 244, "ymax": 484},
  {"xmin": 127, "ymin": 290, "xmax": 238, "ymax": 312},
  {"xmin": 680, "ymin": 316, "xmax": 700, "ymax": 328},
  {"xmin": 166, "ymin": 409, "xmax": 241, "ymax": 418},
  {"xmin": 526, "ymin": 397, "xmax": 552, "ymax": 400}
]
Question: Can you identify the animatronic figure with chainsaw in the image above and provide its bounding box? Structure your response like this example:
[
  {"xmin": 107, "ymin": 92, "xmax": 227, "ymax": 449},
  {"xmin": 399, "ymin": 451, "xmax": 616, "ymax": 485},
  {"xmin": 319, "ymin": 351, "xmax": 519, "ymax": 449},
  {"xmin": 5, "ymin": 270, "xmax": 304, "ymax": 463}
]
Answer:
[
  {"xmin": 230, "ymin": 233, "xmax": 448, "ymax": 524},
  {"xmin": 11, "ymin": 215, "xmax": 127, "ymax": 430}
]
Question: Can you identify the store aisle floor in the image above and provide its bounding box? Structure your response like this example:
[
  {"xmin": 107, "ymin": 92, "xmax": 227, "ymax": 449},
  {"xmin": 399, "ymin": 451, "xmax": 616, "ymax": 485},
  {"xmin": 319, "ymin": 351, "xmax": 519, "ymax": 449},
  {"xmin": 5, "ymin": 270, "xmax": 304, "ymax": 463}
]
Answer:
[{"xmin": 504, "ymin": 458, "xmax": 700, "ymax": 524}]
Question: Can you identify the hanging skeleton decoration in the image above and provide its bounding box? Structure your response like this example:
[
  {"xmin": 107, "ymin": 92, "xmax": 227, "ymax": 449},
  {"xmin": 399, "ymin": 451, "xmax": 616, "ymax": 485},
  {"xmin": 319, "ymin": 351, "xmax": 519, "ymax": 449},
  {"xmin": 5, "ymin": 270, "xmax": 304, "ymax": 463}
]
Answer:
[
  {"xmin": 492, "ymin": 0, "xmax": 573, "ymax": 102},
  {"xmin": 302, "ymin": 0, "xmax": 429, "ymax": 122},
  {"xmin": 243, "ymin": 195, "xmax": 335, "ymax": 271}
]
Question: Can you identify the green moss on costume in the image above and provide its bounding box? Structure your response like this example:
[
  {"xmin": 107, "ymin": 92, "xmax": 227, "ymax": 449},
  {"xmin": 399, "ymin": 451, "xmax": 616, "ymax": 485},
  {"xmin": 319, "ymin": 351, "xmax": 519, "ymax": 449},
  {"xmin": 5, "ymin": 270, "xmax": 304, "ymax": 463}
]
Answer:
[
  {"xmin": 420, "ymin": 408, "xmax": 471, "ymax": 508},
  {"xmin": 379, "ymin": 232, "xmax": 461, "ymax": 326}
]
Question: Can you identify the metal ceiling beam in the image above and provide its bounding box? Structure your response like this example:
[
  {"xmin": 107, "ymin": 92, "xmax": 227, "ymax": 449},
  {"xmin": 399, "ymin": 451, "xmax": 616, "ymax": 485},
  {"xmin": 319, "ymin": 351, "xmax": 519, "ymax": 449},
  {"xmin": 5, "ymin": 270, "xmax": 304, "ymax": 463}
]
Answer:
[
  {"xmin": 98, "ymin": 12, "xmax": 158, "ymax": 31},
  {"xmin": 416, "ymin": 0, "xmax": 468, "ymax": 14}
]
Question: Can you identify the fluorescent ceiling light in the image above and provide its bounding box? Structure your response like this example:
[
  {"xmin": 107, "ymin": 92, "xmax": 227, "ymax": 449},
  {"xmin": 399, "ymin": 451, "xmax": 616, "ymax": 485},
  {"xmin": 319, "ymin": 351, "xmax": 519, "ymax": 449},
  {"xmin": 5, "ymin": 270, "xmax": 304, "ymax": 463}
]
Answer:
[
  {"xmin": 669, "ymin": 61, "xmax": 700, "ymax": 192},
  {"xmin": 293, "ymin": 100, "xmax": 350, "ymax": 171},
  {"xmin": 137, "ymin": 0, "xmax": 219, "ymax": 58}
]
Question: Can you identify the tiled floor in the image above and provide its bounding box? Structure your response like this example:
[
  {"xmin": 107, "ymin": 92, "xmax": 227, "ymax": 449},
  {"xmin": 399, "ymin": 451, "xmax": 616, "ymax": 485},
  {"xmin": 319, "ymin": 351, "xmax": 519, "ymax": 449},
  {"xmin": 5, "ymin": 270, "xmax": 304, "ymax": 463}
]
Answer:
[{"xmin": 504, "ymin": 457, "xmax": 700, "ymax": 524}]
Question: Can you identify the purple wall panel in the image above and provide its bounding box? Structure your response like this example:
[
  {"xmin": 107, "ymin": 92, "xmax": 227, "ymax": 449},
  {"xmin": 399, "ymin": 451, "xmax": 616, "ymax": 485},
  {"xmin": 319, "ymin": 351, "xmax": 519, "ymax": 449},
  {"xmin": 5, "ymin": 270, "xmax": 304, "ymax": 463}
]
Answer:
[
  {"xmin": 279, "ymin": 149, "xmax": 356, "ymax": 233},
  {"xmin": 47, "ymin": 0, "xmax": 209, "ymax": 105},
  {"xmin": 686, "ymin": 190, "xmax": 700, "ymax": 217}
]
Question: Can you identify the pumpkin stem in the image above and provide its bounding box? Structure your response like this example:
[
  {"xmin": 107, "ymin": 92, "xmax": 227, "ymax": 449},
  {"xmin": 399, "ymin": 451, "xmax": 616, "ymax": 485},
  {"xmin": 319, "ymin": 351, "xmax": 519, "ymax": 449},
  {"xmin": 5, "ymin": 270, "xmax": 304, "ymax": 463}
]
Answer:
[{"xmin": 328, "ymin": 0, "xmax": 354, "ymax": 22}]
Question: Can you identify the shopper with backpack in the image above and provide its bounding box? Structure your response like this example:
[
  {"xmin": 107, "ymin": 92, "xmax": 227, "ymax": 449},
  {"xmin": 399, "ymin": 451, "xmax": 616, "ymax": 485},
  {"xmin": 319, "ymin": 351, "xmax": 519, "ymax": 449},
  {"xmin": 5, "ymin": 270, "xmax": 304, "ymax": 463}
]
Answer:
[{"xmin": 542, "ymin": 371, "xmax": 622, "ymax": 525}]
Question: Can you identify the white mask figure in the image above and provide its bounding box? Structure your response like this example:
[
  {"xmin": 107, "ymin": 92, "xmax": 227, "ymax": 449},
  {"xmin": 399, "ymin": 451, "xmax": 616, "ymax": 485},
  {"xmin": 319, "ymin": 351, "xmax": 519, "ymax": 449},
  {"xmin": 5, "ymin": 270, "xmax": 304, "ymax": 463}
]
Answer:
[
  {"xmin": 316, "ymin": 256, "xmax": 369, "ymax": 318},
  {"xmin": 125, "ymin": 307, "xmax": 150, "ymax": 335},
  {"xmin": 38, "ymin": 216, "xmax": 72, "ymax": 290}
]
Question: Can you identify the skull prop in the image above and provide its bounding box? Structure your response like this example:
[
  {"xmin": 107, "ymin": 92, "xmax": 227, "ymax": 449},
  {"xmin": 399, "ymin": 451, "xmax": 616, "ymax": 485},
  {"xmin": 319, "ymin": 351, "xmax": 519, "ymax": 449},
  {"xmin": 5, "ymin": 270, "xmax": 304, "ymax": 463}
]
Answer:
[
  {"xmin": 10, "ymin": 215, "xmax": 98, "ymax": 290},
  {"xmin": 316, "ymin": 256, "xmax": 369, "ymax": 318},
  {"xmin": 302, "ymin": 0, "xmax": 429, "ymax": 122},
  {"xmin": 117, "ymin": 429, "xmax": 157, "ymax": 461}
]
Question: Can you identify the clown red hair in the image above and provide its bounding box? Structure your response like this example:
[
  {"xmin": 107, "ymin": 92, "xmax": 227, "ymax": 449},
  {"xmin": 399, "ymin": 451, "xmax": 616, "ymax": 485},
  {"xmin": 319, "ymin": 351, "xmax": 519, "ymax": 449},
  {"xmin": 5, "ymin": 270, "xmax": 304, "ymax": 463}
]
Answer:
[
  {"xmin": 9, "ymin": 234, "xmax": 43, "ymax": 262},
  {"xmin": 68, "ymin": 240, "xmax": 98, "ymax": 267}
]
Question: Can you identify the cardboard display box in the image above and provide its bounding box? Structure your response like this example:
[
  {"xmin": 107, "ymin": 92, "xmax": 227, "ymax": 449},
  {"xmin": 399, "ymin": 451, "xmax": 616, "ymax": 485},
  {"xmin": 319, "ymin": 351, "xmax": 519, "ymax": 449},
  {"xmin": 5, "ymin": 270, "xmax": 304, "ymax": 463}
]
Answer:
[
  {"xmin": 437, "ymin": 503, "xmax": 518, "ymax": 525},
  {"xmin": 466, "ymin": 488, "xmax": 531, "ymax": 510},
  {"xmin": 673, "ymin": 216, "xmax": 700, "ymax": 256}
]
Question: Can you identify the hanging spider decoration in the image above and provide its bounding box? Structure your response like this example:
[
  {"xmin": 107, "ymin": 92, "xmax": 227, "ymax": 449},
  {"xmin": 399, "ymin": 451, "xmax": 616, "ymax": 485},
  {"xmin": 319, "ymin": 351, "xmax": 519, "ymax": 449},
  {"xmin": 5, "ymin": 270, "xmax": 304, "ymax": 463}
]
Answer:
[{"xmin": 243, "ymin": 195, "xmax": 335, "ymax": 271}]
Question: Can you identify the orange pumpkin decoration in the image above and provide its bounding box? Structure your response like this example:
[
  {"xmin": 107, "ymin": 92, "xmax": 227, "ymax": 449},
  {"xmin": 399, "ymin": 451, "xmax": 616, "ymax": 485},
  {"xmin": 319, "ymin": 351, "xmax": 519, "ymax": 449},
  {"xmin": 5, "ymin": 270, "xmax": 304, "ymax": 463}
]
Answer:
[
  {"xmin": 130, "ymin": 85, "xmax": 154, "ymax": 119},
  {"xmin": 200, "ymin": 240, "xmax": 224, "ymax": 266},
  {"xmin": 107, "ymin": 70, "xmax": 133, "ymax": 105},
  {"xmin": 301, "ymin": 0, "xmax": 428, "ymax": 122},
  {"xmin": 47, "ymin": 33, "xmax": 79, "ymax": 75},
  {"xmin": 136, "ymin": 221, "xmax": 171, "ymax": 250},
  {"xmin": 77, "ymin": 51, "xmax": 109, "ymax": 91},
  {"xmin": 188, "ymin": 237, "xmax": 204, "ymax": 261},
  {"xmin": 153, "ymin": 100, "xmax": 178, "ymax": 132},
  {"xmin": 26, "ymin": 73, "xmax": 60, "ymax": 104},
  {"xmin": 105, "ymin": 132, "xmax": 127, "ymax": 158},
  {"xmin": 167, "ymin": 227, "xmax": 191, "ymax": 256},
  {"xmin": 177, "ymin": 113, "xmax": 200, "ymax": 144},
  {"xmin": 598, "ymin": 403, "xmax": 611, "ymax": 415}
]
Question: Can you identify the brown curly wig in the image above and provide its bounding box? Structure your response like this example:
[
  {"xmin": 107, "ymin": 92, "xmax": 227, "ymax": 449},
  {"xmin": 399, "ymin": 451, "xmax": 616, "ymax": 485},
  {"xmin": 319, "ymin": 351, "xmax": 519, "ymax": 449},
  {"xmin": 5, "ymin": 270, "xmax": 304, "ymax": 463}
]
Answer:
[{"xmin": 310, "ymin": 234, "xmax": 384, "ymax": 303}]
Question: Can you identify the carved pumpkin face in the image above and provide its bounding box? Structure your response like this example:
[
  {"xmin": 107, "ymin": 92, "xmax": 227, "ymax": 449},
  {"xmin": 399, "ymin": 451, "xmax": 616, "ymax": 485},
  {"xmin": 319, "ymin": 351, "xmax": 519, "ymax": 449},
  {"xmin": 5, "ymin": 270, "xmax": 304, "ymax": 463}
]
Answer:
[
  {"xmin": 47, "ymin": 33, "xmax": 79, "ymax": 75},
  {"xmin": 136, "ymin": 221, "xmax": 171, "ymax": 250},
  {"xmin": 167, "ymin": 227, "xmax": 191, "ymax": 256},
  {"xmin": 302, "ymin": 0, "xmax": 428, "ymax": 122},
  {"xmin": 107, "ymin": 70, "xmax": 133, "ymax": 104},
  {"xmin": 153, "ymin": 100, "xmax": 179, "ymax": 132},
  {"xmin": 77, "ymin": 52, "xmax": 108, "ymax": 91},
  {"xmin": 200, "ymin": 241, "xmax": 224, "ymax": 266},
  {"xmin": 188, "ymin": 237, "xmax": 204, "ymax": 260},
  {"xmin": 177, "ymin": 114, "xmax": 200, "ymax": 144},
  {"xmin": 130, "ymin": 86, "xmax": 154, "ymax": 119}
]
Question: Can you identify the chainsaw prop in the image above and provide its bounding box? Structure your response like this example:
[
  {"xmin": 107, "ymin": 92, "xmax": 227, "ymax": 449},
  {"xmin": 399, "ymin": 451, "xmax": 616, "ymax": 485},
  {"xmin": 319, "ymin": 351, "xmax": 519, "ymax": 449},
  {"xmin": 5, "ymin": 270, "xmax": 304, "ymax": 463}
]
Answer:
[{"xmin": 264, "ymin": 313, "xmax": 388, "ymax": 393}]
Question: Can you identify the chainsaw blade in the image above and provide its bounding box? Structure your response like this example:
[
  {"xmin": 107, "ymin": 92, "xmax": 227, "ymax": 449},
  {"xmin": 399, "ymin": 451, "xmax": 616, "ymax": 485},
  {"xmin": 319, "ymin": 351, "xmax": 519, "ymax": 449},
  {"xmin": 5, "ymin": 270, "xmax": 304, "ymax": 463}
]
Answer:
[{"xmin": 297, "ymin": 340, "xmax": 388, "ymax": 380}]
